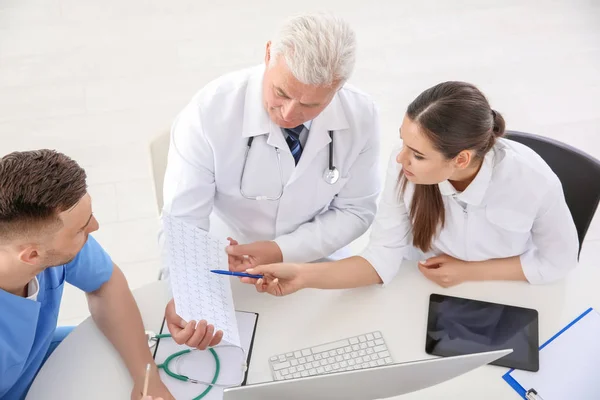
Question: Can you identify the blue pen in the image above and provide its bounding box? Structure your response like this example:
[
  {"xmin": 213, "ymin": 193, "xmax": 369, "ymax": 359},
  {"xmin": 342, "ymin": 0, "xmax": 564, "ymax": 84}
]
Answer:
[{"xmin": 210, "ymin": 269, "xmax": 264, "ymax": 279}]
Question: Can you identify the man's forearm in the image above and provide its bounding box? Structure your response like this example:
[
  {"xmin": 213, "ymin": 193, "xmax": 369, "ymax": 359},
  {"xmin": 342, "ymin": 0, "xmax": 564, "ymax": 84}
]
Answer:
[
  {"xmin": 87, "ymin": 265, "xmax": 155, "ymax": 383},
  {"xmin": 299, "ymin": 256, "xmax": 383, "ymax": 289},
  {"xmin": 275, "ymin": 207, "xmax": 374, "ymax": 263}
]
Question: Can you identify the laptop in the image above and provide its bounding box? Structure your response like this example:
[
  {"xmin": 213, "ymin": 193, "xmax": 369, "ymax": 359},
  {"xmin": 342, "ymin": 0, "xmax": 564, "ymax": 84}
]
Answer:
[{"xmin": 223, "ymin": 349, "xmax": 511, "ymax": 400}]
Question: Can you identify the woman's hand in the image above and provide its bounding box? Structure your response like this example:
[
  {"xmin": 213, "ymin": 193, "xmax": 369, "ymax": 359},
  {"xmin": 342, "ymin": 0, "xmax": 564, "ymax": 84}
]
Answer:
[
  {"xmin": 239, "ymin": 263, "xmax": 305, "ymax": 296},
  {"xmin": 418, "ymin": 255, "xmax": 474, "ymax": 288}
]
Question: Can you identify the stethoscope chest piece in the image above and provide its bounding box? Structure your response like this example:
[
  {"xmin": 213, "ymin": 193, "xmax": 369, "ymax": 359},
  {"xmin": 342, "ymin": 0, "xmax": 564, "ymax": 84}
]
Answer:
[{"xmin": 323, "ymin": 166, "xmax": 340, "ymax": 185}]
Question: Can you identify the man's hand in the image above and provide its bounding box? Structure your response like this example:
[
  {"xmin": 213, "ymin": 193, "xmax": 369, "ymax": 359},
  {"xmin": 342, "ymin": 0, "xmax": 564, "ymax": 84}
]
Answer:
[
  {"xmin": 131, "ymin": 366, "xmax": 174, "ymax": 400},
  {"xmin": 238, "ymin": 263, "xmax": 305, "ymax": 296},
  {"xmin": 226, "ymin": 240, "xmax": 283, "ymax": 272},
  {"xmin": 418, "ymin": 254, "xmax": 474, "ymax": 288},
  {"xmin": 164, "ymin": 299, "xmax": 223, "ymax": 350}
]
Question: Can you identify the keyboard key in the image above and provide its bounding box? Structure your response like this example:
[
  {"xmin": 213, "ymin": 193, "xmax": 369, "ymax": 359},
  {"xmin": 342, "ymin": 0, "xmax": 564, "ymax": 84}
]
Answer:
[
  {"xmin": 281, "ymin": 369, "xmax": 289, "ymax": 376},
  {"xmin": 291, "ymin": 359, "xmax": 298, "ymax": 366},
  {"xmin": 329, "ymin": 350, "xmax": 337, "ymax": 357},
  {"xmin": 315, "ymin": 354, "xmax": 322, "ymax": 360},
  {"xmin": 371, "ymin": 353, "xmax": 379, "ymax": 360},
  {"xmin": 270, "ymin": 356, "xmax": 278, "ymax": 361},
  {"xmin": 360, "ymin": 343, "xmax": 367, "ymax": 350},
  {"xmin": 297, "ymin": 365, "xmax": 305, "ymax": 372},
  {"xmin": 302, "ymin": 349, "xmax": 312, "ymax": 357},
  {"xmin": 351, "ymin": 352, "xmax": 358, "ymax": 358},
  {"xmin": 374, "ymin": 345, "xmax": 387, "ymax": 353},
  {"xmin": 293, "ymin": 372, "xmax": 301, "ymax": 378},
  {"xmin": 337, "ymin": 349, "xmax": 344, "ymax": 355},
  {"xmin": 317, "ymin": 367, "xmax": 325, "ymax": 374},
  {"xmin": 286, "ymin": 352, "xmax": 293, "ymax": 357},
  {"xmin": 369, "ymin": 361, "xmax": 377, "ymax": 367},
  {"xmin": 377, "ymin": 359, "xmax": 385, "ymax": 366},
  {"xmin": 359, "ymin": 350, "xmax": 366, "ymax": 356},
  {"xmin": 279, "ymin": 355, "xmax": 286, "ymax": 362},
  {"xmin": 366, "ymin": 348, "xmax": 374, "ymax": 355},
  {"xmin": 311, "ymin": 339, "xmax": 350, "ymax": 354},
  {"xmin": 348, "ymin": 359, "xmax": 356, "ymax": 366},
  {"xmin": 362, "ymin": 363, "xmax": 369, "ymax": 368},
  {"xmin": 356, "ymin": 357, "xmax": 363, "ymax": 364},
  {"xmin": 352, "ymin": 344, "xmax": 360, "ymax": 351},
  {"xmin": 299, "ymin": 357, "xmax": 306, "ymax": 364},
  {"xmin": 349, "ymin": 337, "xmax": 359, "ymax": 345},
  {"xmin": 340, "ymin": 361, "xmax": 348, "ymax": 368},
  {"xmin": 307, "ymin": 355, "xmax": 314, "ymax": 362},
  {"xmin": 343, "ymin": 354, "xmax": 351, "ymax": 361},
  {"xmin": 344, "ymin": 346, "xmax": 352, "ymax": 353},
  {"xmin": 375, "ymin": 339, "xmax": 384, "ymax": 345},
  {"xmin": 328, "ymin": 357, "xmax": 335, "ymax": 364},
  {"xmin": 335, "ymin": 355, "xmax": 343, "ymax": 362},
  {"xmin": 359, "ymin": 335, "xmax": 367, "ymax": 343},
  {"xmin": 320, "ymin": 360, "xmax": 327, "ymax": 366},
  {"xmin": 301, "ymin": 371, "xmax": 309, "ymax": 377},
  {"xmin": 385, "ymin": 357, "xmax": 393, "ymax": 364},
  {"xmin": 374, "ymin": 332, "xmax": 382, "ymax": 339},
  {"xmin": 285, "ymin": 375, "xmax": 293, "ymax": 380},
  {"xmin": 333, "ymin": 363, "xmax": 340, "ymax": 370},
  {"xmin": 379, "ymin": 351, "xmax": 390, "ymax": 358},
  {"xmin": 273, "ymin": 361, "xmax": 291, "ymax": 371},
  {"xmin": 367, "ymin": 341, "xmax": 375, "ymax": 347},
  {"xmin": 309, "ymin": 369, "xmax": 317, "ymax": 376},
  {"xmin": 363, "ymin": 355, "xmax": 371, "ymax": 362},
  {"xmin": 325, "ymin": 365, "xmax": 332, "ymax": 372},
  {"xmin": 289, "ymin": 367, "xmax": 297, "ymax": 373},
  {"xmin": 294, "ymin": 351, "xmax": 302, "ymax": 358},
  {"xmin": 275, "ymin": 371, "xmax": 283, "ymax": 380},
  {"xmin": 366, "ymin": 333, "xmax": 374, "ymax": 341},
  {"xmin": 312, "ymin": 361, "xmax": 320, "ymax": 368}
]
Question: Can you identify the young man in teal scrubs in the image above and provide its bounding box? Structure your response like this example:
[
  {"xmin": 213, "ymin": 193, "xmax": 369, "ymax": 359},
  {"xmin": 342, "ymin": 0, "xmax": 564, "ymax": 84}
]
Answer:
[{"xmin": 0, "ymin": 150, "xmax": 189, "ymax": 399}]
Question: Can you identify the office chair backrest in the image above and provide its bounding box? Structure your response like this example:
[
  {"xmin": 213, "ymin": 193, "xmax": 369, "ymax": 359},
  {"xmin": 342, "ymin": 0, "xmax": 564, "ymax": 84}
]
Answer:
[{"xmin": 504, "ymin": 131, "xmax": 600, "ymax": 254}]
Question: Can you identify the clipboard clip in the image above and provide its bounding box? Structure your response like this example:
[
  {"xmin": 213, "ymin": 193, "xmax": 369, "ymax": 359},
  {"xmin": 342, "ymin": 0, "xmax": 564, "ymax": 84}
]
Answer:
[{"xmin": 526, "ymin": 389, "xmax": 544, "ymax": 400}]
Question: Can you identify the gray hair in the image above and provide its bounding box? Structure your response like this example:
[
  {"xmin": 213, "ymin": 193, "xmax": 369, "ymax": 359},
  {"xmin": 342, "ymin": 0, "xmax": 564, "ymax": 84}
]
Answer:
[{"xmin": 269, "ymin": 13, "xmax": 357, "ymax": 87}]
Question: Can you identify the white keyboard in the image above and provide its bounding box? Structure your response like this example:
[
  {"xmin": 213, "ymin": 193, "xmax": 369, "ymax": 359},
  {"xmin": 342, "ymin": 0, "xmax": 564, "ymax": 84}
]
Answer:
[{"xmin": 268, "ymin": 331, "xmax": 393, "ymax": 381}]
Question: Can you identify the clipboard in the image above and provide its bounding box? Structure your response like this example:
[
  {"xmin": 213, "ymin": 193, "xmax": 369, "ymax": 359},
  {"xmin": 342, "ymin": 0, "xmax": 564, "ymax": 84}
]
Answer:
[
  {"xmin": 152, "ymin": 310, "xmax": 259, "ymax": 394},
  {"xmin": 502, "ymin": 307, "xmax": 598, "ymax": 399}
]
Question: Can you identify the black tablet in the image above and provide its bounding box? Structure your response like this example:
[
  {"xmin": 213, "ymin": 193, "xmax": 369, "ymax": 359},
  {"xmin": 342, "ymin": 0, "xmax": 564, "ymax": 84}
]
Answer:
[{"xmin": 426, "ymin": 294, "xmax": 539, "ymax": 372}]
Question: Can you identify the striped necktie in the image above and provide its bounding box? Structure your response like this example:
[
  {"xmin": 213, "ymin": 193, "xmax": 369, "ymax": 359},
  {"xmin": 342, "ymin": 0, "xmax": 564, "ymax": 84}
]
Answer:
[{"xmin": 283, "ymin": 125, "xmax": 305, "ymax": 165}]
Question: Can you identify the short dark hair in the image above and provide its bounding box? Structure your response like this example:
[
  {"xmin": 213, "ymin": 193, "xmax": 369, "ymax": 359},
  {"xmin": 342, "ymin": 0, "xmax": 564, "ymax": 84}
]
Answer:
[{"xmin": 0, "ymin": 150, "xmax": 87, "ymax": 240}]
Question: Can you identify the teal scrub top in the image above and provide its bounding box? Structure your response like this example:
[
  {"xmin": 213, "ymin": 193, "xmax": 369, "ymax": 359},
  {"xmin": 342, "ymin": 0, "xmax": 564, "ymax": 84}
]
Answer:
[{"xmin": 0, "ymin": 235, "xmax": 113, "ymax": 399}]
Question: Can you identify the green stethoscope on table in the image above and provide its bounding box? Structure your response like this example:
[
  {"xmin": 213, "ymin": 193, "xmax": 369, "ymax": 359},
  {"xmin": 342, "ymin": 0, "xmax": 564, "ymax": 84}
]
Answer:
[{"xmin": 147, "ymin": 332, "xmax": 247, "ymax": 400}]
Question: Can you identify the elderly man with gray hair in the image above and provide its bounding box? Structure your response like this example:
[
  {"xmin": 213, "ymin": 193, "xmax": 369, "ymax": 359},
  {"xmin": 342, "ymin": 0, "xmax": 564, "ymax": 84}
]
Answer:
[{"xmin": 162, "ymin": 13, "xmax": 381, "ymax": 345}]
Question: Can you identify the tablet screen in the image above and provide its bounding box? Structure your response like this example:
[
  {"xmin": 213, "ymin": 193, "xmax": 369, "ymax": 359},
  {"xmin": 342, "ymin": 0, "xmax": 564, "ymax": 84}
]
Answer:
[{"xmin": 426, "ymin": 294, "xmax": 539, "ymax": 371}]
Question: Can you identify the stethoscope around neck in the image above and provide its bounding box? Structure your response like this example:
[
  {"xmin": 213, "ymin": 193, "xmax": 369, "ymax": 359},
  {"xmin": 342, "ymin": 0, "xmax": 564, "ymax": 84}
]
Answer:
[{"xmin": 239, "ymin": 130, "xmax": 339, "ymax": 201}]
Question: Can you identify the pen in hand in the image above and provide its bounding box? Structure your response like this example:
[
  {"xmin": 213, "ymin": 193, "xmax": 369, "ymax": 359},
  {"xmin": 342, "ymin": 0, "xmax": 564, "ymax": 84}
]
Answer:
[
  {"xmin": 142, "ymin": 363, "xmax": 151, "ymax": 397},
  {"xmin": 210, "ymin": 269, "xmax": 264, "ymax": 279}
]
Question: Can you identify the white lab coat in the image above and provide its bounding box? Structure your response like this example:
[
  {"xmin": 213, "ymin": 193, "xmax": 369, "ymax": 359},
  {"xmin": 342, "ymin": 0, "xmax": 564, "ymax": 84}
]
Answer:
[
  {"xmin": 361, "ymin": 139, "xmax": 579, "ymax": 285},
  {"xmin": 162, "ymin": 65, "xmax": 381, "ymax": 262}
]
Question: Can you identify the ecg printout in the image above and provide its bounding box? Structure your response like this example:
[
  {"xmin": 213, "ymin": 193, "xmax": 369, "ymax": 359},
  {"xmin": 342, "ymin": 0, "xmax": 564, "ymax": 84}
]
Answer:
[{"xmin": 162, "ymin": 213, "xmax": 241, "ymax": 348}]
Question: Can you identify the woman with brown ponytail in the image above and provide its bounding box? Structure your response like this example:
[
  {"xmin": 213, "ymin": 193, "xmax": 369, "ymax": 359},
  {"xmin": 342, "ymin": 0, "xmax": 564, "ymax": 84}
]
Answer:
[{"xmin": 238, "ymin": 81, "xmax": 579, "ymax": 295}]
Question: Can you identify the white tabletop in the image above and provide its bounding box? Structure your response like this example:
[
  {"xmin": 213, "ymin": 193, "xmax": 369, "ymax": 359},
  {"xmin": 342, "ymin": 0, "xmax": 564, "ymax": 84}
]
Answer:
[{"xmin": 27, "ymin": 242, "xmax": 600, "ymax": 400}]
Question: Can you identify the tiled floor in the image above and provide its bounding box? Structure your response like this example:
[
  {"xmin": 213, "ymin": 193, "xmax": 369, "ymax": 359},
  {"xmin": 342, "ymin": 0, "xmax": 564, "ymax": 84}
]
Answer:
[{"xmin": 1, "ymin": 0, "xmax": 598, "ymax": 325}]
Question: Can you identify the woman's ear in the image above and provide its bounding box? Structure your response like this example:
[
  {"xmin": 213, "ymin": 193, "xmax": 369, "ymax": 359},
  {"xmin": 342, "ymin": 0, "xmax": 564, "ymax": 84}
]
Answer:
[{"xmin": 454, "ymin": 150, "xmax": 473, "ymax": 169}]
